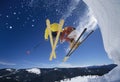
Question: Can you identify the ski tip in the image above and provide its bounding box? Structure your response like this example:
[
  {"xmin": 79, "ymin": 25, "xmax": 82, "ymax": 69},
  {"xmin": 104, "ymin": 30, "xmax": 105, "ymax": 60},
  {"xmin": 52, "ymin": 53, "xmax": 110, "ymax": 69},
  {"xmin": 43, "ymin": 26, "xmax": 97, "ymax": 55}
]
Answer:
[
  {"xmin": 84, "ymin": 28, "xmax": 87, "ymax": 30},
  {"xmin": 46, "ymin": 19, "xmax": 48, "ymax": 21},
  {"xmin": 46, "ymin": 19, "xmax": 49, "ymax": 22},
  {"xmin": 53, "ymin": 54, "xmax": 56, "ymax": 59},
  {"xmin": 49, "ymin": 57, "xmax": 53, "ymax": 61},
  {"xmin": 60, "ymin": 19, "xmax": 64, "ymax": 22},
  {"xmin": 49, "ymin": 59, "xmax": 52, "ymax": 61},
  {"xmin": 59, "ymin": 19, "xmax": 64, "ymax": 25},
  {"xmin": 92, "ymin": 30, "xmax": 94, "ymax": 32},
  {"xmin": 63, "ymin": 56, "xmax": 69, "ymax": 62}
]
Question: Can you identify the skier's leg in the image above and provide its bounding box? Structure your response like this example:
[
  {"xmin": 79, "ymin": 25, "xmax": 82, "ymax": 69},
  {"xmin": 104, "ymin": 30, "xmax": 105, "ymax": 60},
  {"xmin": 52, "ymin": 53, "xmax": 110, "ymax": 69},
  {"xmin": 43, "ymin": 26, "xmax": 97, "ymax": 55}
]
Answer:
[
  {"xmin": 52, "ymin": 32, "xmax": 57, "ymax": 43},
  {"xmin": 69, "ymin": 39, "xmax": 75, "ymax": 49},
  {"xmin": 74, "ymin": 41, "xmax": 81, "ymax": 50}
]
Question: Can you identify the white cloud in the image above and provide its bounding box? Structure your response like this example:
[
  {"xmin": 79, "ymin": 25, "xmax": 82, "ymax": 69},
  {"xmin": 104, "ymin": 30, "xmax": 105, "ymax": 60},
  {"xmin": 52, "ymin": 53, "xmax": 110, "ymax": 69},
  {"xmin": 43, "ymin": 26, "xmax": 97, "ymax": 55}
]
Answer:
[{"xmin": 0, "ymin": 61, "xmax": 16, "ymax": 66}]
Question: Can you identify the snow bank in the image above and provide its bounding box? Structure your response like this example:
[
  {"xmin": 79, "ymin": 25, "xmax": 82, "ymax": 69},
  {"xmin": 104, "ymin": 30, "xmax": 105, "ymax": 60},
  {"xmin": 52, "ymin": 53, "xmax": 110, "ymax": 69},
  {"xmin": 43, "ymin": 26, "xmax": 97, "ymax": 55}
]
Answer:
[
  {"xmin": 103, "ymin": 66, "xmax": 120, "ymax": 82},
  {"xmin": 26, "ymin": 68, "xmax": 41, "ymax": 75},
  {"xmin": 61, "ymin": 67, "xmax": 120, "ymax": 82},
  {"xmin": 61, "ymin": 76, "xmax": 98, "ymax": 82},
  {"xmin": 61, "ymin": 0, "xmax": 120, "ymax": 82},
  {"xmin": 83, "ymin": 0, "xmax": 120, "ymax": 66},
  {"xmin": 82, "ymin": 0, "xmax": 120, "ymax": 82}
]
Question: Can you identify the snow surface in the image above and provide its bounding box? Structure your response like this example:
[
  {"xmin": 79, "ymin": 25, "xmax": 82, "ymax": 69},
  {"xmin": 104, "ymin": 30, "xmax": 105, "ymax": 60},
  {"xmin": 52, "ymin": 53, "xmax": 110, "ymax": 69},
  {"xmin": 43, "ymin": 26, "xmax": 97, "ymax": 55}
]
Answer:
[
  {"xmin": 61, "ymin": 76, "xmax": 98, "ymax": 82},
  {"xmin": 62, "ymin": 66, "xmax": 120, "ymax": 82},
  {"xmin": 6, "ymin": 69, "xmax": 12, "ymax": 72},
  {"xmin": 61, "ymin": 0, "xmax": 120, "ymax": 82},
  {"xmin": 84, "ymin": 0, "xmax": 120, "ymax": 66},
  {"xmin": 62, "ymin": 0, "xmax": 120, "ymax": 82},
  {"xmin": 26, "ymin": 68, "xmax": 41, "ymax": 75}
]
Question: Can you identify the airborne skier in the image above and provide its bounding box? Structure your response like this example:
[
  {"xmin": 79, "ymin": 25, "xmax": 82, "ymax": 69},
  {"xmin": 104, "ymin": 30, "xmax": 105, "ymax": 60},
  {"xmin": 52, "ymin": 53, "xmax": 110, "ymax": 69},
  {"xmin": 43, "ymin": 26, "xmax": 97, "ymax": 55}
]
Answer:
[
  {"xmin": 44, "ymin": 19, "xmax": 94, "ymax": 61},
  {"xmin": 44, "ymin": 23, "xmax": 63, "ymax": 41},
  {"xmin": 45, "ymin": 19, "xmax": 64, "ymax": 61},
  {"xmin": 63, "ymin": 28, "xmax": 94, "ymax": 62}
]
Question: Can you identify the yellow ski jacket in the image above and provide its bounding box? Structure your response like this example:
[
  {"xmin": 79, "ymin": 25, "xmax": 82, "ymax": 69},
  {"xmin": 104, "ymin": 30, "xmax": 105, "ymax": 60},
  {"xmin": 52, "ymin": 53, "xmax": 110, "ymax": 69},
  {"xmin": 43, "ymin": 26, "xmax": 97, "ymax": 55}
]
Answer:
[{"xmin": 44, "ymin": 23, "xmax": 62, "ymax": 40}]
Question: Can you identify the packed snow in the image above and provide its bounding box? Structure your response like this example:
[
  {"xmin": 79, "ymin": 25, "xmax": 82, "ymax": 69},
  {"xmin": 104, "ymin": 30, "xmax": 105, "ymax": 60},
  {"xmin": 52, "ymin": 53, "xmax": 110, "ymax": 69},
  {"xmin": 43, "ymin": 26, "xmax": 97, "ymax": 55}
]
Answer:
[{"xmin": 26, "ymin": 68, "xmax": 41, "ymax": 75}]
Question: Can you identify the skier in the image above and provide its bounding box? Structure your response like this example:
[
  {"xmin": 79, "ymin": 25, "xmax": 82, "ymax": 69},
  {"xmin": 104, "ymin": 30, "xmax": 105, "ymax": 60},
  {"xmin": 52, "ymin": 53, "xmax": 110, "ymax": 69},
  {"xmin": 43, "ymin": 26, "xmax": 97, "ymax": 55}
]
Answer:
[
  {"xmin": 63, "ymin": 27, "xmax": 94, "ymax": 62},
  {"xmin": 45, "ymin": 19, "xmax": 64, "ymax": 60},
  {"xmin": 44, "ymin": 23, "xmax": 62, "ymax": 41},
  {"xmin": 60, "ymin": 26, "xmax": 80, "ymax": 49},
  {"xmin": 44, "ymin": 24, "xmax": 78, "ymax": 49}
]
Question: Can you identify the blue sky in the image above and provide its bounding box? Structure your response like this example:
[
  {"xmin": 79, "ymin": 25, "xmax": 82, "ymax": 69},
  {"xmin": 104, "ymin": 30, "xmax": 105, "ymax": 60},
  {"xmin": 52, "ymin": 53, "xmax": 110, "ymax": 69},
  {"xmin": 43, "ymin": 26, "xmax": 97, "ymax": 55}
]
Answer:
[{"xmin": 0, "ymin": 0, "xmax": 113, "ymax": 68}]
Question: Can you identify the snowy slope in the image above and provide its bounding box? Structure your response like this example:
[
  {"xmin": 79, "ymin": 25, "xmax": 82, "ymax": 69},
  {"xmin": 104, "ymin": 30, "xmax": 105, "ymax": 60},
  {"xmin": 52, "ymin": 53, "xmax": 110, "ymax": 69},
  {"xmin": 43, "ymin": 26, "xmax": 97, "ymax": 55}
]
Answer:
[
  {"xmin": 83, "ymin": 0, "xmax": 120, "ymax": 66},
  {"xmin": 68, "ymin": 0, "xmax": 120, "ymax": 82},
  {"xmin": 61, "ymin": 67, "xmax": 120, "ymax": 82},
  {"xmin": 61, "ymin": 76, "xmax": 98, "ymax": 82}
]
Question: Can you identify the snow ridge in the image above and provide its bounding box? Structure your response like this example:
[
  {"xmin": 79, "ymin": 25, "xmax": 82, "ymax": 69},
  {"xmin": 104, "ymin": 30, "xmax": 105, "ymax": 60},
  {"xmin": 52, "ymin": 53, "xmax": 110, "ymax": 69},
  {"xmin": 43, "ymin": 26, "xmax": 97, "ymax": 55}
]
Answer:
[
  {"xmin": 6, "ymin": 69, "xmax": 12, "ymax": 72},
  {"xmin": 26, "ymin": 68, "xmax": 41, "ymax": 75}
]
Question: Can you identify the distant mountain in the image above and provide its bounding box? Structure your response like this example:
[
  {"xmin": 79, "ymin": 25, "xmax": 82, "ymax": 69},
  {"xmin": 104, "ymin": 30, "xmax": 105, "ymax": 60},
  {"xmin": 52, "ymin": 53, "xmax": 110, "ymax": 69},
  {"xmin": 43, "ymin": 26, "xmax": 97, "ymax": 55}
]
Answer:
[{"xmin": 0, "ymin": 64, "xmax": 117, "ymax": 82}]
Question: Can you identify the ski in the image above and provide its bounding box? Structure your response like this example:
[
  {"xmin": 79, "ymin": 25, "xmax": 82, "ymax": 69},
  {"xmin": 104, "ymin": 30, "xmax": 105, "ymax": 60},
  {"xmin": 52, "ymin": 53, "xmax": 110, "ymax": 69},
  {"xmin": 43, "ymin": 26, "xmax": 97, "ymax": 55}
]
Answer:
[
  {"xmin": 63, "ymin": 29, "xmax": 94, "ymax": 62},
  {"xmin": 63, "ymin": 28, "xmax": 87, "ymax": 62},
  {"xmin": 80, "ymin": 30, "xmax": 94, "ymax": 45},
  {"xmin": 46, "ymin": 19, "xmax": 56, "ymax": 59},
  {"xmin": 66, "ymin": 30, "xmax": 94, "ymax": 61},
  {"xmin": 49, "ymin": 19, "xmax": 64, "ymax": 61}
]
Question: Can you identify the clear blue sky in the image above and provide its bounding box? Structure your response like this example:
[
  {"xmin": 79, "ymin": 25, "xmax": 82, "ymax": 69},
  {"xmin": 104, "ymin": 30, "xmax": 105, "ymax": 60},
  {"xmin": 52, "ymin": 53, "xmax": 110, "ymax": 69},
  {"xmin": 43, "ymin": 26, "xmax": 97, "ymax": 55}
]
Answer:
[{"xmin": 0, "ymin": 0, "xmax": 113, "ymax": 68}]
